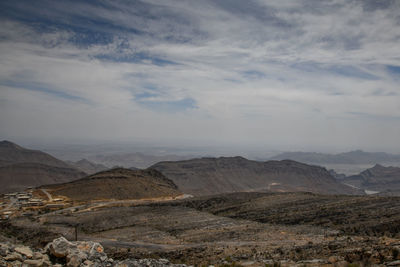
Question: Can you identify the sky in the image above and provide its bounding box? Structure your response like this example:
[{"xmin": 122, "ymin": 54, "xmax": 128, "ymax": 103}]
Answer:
[{"xmin": 0, "ymin": 0, "xmax": 400, "ymax": 153}]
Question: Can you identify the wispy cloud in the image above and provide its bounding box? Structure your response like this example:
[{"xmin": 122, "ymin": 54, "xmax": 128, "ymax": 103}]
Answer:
[{"xmin": 1, "ymin": 0, "xmax": 400, "ymax": 152}]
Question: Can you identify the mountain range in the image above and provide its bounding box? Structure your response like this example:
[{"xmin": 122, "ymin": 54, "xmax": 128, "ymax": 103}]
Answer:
[
  {"xmin": 151, "ymin": 156, "xmax": 362, "ymax": 196},
  {"xmin": 5, "ymin": 140, "xmax": 391, "ymax": 197},
  {"xmin": 88, "ymin": 153, "xmax": 192, "ymax": 169},
  {"xmin": 0, "ymin": 140, "xmax": 86, "ymax": 193},
  {"xmin": 270, "ymin": 150, "xmax": 400, "ymax": 164},
  {"xmin": 341, "ymin": 164, "xmax": 400, "ymax": 194},
  {"xmin": 0, "ymin": 141, "xmax": 71, "ymax": 168}
]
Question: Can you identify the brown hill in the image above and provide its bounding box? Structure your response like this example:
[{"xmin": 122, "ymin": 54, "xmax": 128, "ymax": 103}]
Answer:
[
  {"xmin": 0, "ymin": 163, "xmax": 86, "ymax": 194},
  {"xmin": 151, "ymin": 157, "xmax": 362, "ymax": 196},
  {"xmin": 66, "ymin": 159, "xmax": 108, "ymax": 174},
  {"xmin": 0, "ymin": 141, "xmax": 87, "ymax": 193},
  {"xmin": 45, "ymin": 168, "xmax": 181, "ymax": 201},
  {"xmin": 343, "ymin": 164, "xmax": 400, "ymax": 194},
  {"xmin": 0, "ymin": 140, "xmax": 70, "ymax": 168}
]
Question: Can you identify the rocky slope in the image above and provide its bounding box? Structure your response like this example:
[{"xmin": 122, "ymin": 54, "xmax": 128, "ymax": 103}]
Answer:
[
  {"xmin": 0, "ymin": 141, "xmax": 71, "ymax": 168},
  {"xmin": 3, "ymin": 192, "xmax": 400, "ymax": 266},
  {"xmin": 66, "ymin": 159, "xmax": 108, "ymax": 175},
  {"xmin": 45, "ymin": 168, "xmax": 181, "ymax": 201},
  {"xmin": 0, "ymin": 163, "xmax": 86, "ymax": 194},
  {"xmin": 0, "ymin": 141, "xmax": 86, "ymax": 194},
  {"xmin": 343, "ymin": 164, "xmax": 400, "ymax": 194},
  {"xmin": 151, "ymin": 157, "xmax": 361, "ymax": 196}
]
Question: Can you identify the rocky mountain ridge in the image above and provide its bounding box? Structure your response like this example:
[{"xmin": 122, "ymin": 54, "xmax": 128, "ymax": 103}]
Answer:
[
  {"xmin": 342, "ymin": 164, "xmax": 400, "ymax": 194},
  {"xmin": 151, "ymin": 156, "xmax": 362, "ymax": 196},
  {"xmin": 0, "ymin": 141, "xmax": 86, "ymax": 194},
  {"xmin": 0, "ymin": 141, "xmax": 71, "ymax": 168},
  {"xmin": 270, "ymin": 150, "xmax": 400, "ymax": 164}
]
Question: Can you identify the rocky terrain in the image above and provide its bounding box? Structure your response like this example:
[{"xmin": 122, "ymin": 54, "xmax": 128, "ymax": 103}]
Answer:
[
  {"xmin": 151, "ymin": 157, "xmax": 361, "ymax": 196},
  {"xmin": 66, "ymin": 159, "xmax": 108, "ymax": 175},
  {"xmin": 2, "ymin": 192, "xmax": 400, "ymax": 266},
  {"xmin": 0, "ymin": 237, "xmax": 187, "ymax": 267},
  {"xmin": 43, "ymin": 168, "xmax": 182, "ymax": 201},
  {"xmin": 342, "ymin": 164, "xmax": 400, "ymax": 195},
  {"xmin": 0, "ymin": 141, "xmax": 86, "ymax": 194}
]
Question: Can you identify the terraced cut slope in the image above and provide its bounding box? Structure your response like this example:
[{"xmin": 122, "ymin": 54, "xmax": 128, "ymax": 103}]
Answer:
[
  {"xmin": 152, "ymin": 157, "xmax": 361, "ymax": 196},
  {"xmin": 45, "ymin": 168, "xmax": 181, "ymax": 201}
]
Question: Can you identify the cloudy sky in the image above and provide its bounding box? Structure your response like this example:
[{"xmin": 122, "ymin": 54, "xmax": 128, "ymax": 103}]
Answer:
[{"xmin": 0, "ymin": 0, "xmax": 400, "ymax": 153}]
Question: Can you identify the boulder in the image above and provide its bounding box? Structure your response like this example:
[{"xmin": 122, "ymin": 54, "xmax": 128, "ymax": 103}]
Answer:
[
  {"xmin": 33, "ymin": 252, "xmax": 44, "ymax": 259},
  {"xmin": 14, "ymin": 245, "xmax": 33, "ymax": 258},
  {"xmin": 47, "ymin": 237, "xmax": 75, "ymax": 258},
  {"xmin": 47, "ymin": 237, "xmax": 109, "ymax": 266},
  {"xmin": 66, "ymin": 253, "xmax": 84, "ymax": 267},
  {"xmin": 0, "ymin": 238, "xmax": 188, "ymax": 267},
  {"xmin": 4, "ymin": 252, "xmax": 23, "ymax": 261},
  {"xmin": 23, "ymin": 259, "xmax": 44, "ymax": 266}
]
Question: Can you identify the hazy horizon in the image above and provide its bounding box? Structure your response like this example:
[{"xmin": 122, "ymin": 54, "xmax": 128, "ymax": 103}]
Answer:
[{"xmin": 1, "ymin": 1, "xmax": 400, "ymax": 153}]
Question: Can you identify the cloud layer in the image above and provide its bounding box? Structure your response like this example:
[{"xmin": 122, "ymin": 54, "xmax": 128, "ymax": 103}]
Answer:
[{"xmin": 1, "ymin": 0, "xmax": 400, "ymax": 152}]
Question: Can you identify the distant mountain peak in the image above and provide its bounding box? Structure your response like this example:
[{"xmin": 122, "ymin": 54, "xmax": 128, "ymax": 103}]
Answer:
[
  {"xmin": 69, "ymin": 158, "xmax": 108, "ymax": 175},
  {"xmin": 372, "ymin": 163, "xmax": 384, "ymax": 168},
  {"xmin": 76, "ymin": 158, "xmax": 92, "ymax": 164}
]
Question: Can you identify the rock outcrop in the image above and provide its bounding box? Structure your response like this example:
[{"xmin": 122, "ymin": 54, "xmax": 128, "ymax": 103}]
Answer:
[{"xmin": 0, "ymin": 237, "xmax": 188, "ymax": 267}]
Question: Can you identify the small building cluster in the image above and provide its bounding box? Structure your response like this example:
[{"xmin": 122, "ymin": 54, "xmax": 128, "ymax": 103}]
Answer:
[{"xmin": 1, "ymin": 189, "xmax": 68, "ymax": 220}]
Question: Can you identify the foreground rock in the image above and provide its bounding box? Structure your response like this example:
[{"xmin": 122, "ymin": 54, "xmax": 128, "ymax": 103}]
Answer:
[
  {"xmin": 0, "ymin": 237, "xmax": 188, "ymax": 267},
  {"xmin": 2, "ymin": 236, "xmax": 400, "ymax": 266}
]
